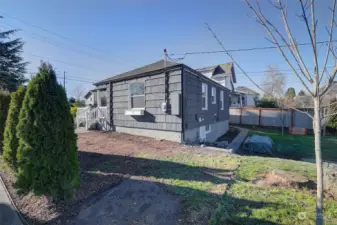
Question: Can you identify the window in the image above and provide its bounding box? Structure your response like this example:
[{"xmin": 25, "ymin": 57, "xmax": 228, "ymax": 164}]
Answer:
[
  {"xmin": 211, "ymin": 87, "xmax": 216, "ymax": 104},
  {"xmin": 220, "ymin": 90, "xmax": 224, "ymax": 110},
  {"xmin": 129, "ymin": 82, "xmax": 145, "ymax": 109},
  {"xmin": 202, "ymin": 83, "xmax": 208, "ymax": 110},
  {"xmin": 205, "ymin": 124, "xmax": 211, "ymax": 133}
]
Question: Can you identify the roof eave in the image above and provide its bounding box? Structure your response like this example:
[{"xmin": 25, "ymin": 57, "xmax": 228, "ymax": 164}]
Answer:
[{"xmin": 93, "ymin": 64, "xmax": 183, "ymax": 85}]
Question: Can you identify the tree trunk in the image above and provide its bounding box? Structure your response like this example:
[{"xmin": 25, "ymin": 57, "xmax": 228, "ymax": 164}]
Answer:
[{"xmin": 313, "ymin": 97, "xmax": 324, "ymax": 225}]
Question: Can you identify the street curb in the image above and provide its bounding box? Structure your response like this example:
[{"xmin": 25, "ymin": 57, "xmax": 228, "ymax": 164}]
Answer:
[{"xmin": 0, "ymin": 174, "xmax": 27, "ymax": 225}]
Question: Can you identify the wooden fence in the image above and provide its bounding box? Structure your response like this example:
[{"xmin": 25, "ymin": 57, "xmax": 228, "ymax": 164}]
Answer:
[{"xmin": 229, "ymin": 107, "xmax": 314, "ymax": 129}]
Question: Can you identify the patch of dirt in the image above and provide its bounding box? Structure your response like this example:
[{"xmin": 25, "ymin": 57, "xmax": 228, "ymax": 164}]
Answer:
[
  {"xmin": 252, "ymin": 169, "xmax": 336, "ymax": 200},
  {"xmin": 1, "ymin": 131, "xmax": 230, "ymax": 225},
  {"xmin": 69, "ymin": 177, "xmax": 180, "ymax": 225},
  {"xmin": 252, "ymin": 169, "xmax": 316, "ymax": 192}
]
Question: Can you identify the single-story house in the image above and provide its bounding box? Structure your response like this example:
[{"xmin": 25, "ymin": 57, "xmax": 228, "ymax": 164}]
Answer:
[
  {"xmin": 230, "ymin": 86, "xmax": 259, "ymax": 107},
  {"xmin": 230, "ymin": 90, "xmax": 256, "ymax": 107},
  {"xmin": 91, "ymin": 59, "xmax": 230, "ymax": 143}
]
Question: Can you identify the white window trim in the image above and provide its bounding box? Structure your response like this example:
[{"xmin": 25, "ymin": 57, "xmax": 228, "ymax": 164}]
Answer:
[
  {"xmin": 205, "ymin": 124, "xmax": 211, "ymax": 134},
  {"xmin": 129, "ymin": 82, "xmax": 145, "ymax": 109},
  {"xmin": 202, "ymin": 83, "xmax": 208, "ymax": 110},
  {"xmin": 220, "ymin": 90, "xmax": 224, "ymax": 110},
  {"xmin": 211, "ymin": 87, "xmax": 216, "ymax": 104}
]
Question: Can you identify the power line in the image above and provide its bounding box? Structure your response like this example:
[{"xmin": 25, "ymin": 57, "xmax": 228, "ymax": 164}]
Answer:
[
  {"xmin": 168, "ymin": 40, "xmax": 337, "ymax": 57},
  {"xmin": 1, "ymin": 22, "xmax": 118, "ymax": 64},
  {"xmin": 25, "ymin": 52, "xmax": 108, "ymax": 74},
  {"xmin": 1, "ymin": 12, "xmax": 125, "ymax": 64}
]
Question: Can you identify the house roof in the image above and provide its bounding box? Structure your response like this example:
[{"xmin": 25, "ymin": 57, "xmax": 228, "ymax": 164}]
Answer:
[
  {"xmin": 94, "ymin": 60, "xmax": 181, "ymax": 85},
  {"xmin": 196, "ymin": 62, "xmax": 236, "ymax": 83},
  {"xmin": 236, "ymin": 86, "xmax": 259, "ymax": 96},
  {"xmin": 84, "ymin": 86, "xmax": 107, "ymax": 99},
  {"xmin": 84, "ymin": 91, "xmax": 92, "ymax": 99}
]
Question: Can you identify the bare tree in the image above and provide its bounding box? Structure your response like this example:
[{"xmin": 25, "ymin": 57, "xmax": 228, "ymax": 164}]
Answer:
[
  {"xmin": 72, "ymin": 85, "xmax": 86, "ymax": 101},
  {"xmin": 263, "ymin": 65, "xmax": 286, "ymax": 98},
  {"xmin": 206, "ymin": 0, "xmax": 337, "ymax": 223}
]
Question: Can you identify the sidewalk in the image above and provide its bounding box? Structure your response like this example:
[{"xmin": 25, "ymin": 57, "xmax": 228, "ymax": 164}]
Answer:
[{"xmin": 0, "ymin": 176, "xmax": 22, "ymax": 225}]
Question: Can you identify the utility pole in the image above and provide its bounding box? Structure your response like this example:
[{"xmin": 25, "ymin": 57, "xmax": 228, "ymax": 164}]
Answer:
[{"xmin": 63, "ymin": 71, "xmax": 66, "ymax": 89}]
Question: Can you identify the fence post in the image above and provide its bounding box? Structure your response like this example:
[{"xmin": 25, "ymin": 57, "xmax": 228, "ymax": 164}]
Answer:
[
  {"xmin": 291, "ymin": 109, "xmax": 294, "ymax": 128},
  {"xmin": 240, "ymin": 108, "xmax": 243, "ymax": 124},
  {"xmin": 258, "ymin": 108, "xmax": 262, "ymax": 126}
]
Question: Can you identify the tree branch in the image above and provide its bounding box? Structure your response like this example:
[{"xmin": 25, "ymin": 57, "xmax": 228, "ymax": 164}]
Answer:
[
  {"xmin": 243, "ymin": 0, "xmax": 314, "ymax": 96},
  {"xmin": 278, "ymin": 0, "xmax": 313, "ymax": 83},
  {"xmin": 204, "ymin": 22, "xmax": 313, "ymax": 119},
  {"xmin": 320, "ymin": 0, "xmax": 337, "ymax": 82},
  {"xmin": 320, "ymin": 74, "xmax": 337, "ymax": 97}
]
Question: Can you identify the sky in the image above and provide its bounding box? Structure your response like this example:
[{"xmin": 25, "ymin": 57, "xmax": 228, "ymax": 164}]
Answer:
[{"xmin": 1, "ymin": 0, "xmax": 336, "ymax": 97}]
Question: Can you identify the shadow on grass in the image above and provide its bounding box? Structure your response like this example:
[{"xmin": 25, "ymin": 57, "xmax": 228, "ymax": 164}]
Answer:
[{"xmin": 14, "ymin": 150, "xmax": 283, "ymax": 225}]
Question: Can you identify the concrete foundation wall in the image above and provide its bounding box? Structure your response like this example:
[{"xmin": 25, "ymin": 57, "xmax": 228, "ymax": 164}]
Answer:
[
  {"xmin": 114, "ymin": 126, "xmax": 181, "ymax": 142},
  {"xmin": 184, "ymin": 120, "xmax": 229, "ymax": 143}
]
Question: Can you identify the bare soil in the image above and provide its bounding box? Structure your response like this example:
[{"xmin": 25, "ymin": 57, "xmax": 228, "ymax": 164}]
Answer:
[{"xmin": 0, "ymin": 131, "xmax": 226, "ymax": 225}]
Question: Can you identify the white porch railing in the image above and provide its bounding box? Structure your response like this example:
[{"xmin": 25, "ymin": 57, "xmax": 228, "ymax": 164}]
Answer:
[{"xmin": 76, "ymin": 106, "xmax": 108, "ymax": 130}]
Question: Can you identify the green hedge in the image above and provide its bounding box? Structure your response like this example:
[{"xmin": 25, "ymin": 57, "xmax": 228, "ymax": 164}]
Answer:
[
  {"xmin": 2, "ymin": 86, "xmax": 26, "ymax": 169},
  {"xmin": 16, "ymin": 63, "xmax": 79, "ymax": 200},
  {"xmin": 0, "ymin": 90, "xmax": 11, "ymax": 152}
]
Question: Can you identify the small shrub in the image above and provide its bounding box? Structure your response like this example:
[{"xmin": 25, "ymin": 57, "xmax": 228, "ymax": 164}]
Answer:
[
  {"xmin": 2, "ymin": 86, "xmax": 26, "ymax": 170},
  {"xmin": 256, "ymin": 98, "xmax": 278, "ymax": 108},
  {"xmin": 70, "ymin": 103, "xmax": 78, "ymax": 118},
  {"xmin": 0, "ymin": 90, "xmax": 11, "ymax": 151},
  {"xmin": 16, "ymin": 62, "xmax": 79, "ymax": 200}
]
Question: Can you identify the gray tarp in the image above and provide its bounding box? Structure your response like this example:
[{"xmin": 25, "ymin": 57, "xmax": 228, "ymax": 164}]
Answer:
[{"xmin": 243, "ymin": 135, "xmax": 274, "ymax": 154}]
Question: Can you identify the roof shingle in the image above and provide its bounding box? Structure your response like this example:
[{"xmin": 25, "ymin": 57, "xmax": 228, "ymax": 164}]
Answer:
[{"xmin": 94, "ymin": 60, "xmax": 180, "ymax": 85}]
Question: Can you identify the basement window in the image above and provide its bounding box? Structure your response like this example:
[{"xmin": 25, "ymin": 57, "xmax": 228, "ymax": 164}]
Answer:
[
  {"xmin": 205, "ymin": 124, "xmax": 211, "ymax": 133},
  {"xmin": 129, "ymin": 82, "xmax": 145, "ymax": 109},
  {"xmin": 202, "ymin": 83, "xmax": 208, "ymax": 110}
]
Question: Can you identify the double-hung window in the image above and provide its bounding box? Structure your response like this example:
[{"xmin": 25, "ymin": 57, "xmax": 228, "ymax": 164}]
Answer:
[
  {"xmin": 202, "ymin": 83, "xmax": 208, "ymax": 110},
  {"xmin": 220, "ymin": 90, "xmax": 224, "ymax": 110},
  {"xmin": 129, "ymin": 82, "xmax": 145, "ymax": 109},
  {"xmin": 211, "ymin": 87, "xmax": 216, "ymax": 104}
]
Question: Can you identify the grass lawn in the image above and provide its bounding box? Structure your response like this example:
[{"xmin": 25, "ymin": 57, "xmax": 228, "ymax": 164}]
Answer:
[
  {"xmin": 97, "ymin": 151, "xmax": 240, "ymax": 225},
  {"xmin": 211, "ymin": 156, "xmax": 337, "ymax": 225},
  {"xmin": 243, "ymin": 127, "xmax": 337, "ymax": 161}
]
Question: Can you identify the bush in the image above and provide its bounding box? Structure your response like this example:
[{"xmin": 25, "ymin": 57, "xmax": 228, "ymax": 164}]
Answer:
[
  {"xmin": 16, "ymin": 63, "xmax": 79, "ymax": 200},
  {"xmin": 0, "ymin": 90, "xmax": 11, "ymax": 152},
  {"xmin": 70, "ymin": 103, "xmax": 78, "ymax": 118},
  {"xmin": 256, "ymin": 98, "xmax": 278, "ymax": 108},
  {"xmin": 2, "ymin": 86, "xmax": 26, "ymax": 170}
]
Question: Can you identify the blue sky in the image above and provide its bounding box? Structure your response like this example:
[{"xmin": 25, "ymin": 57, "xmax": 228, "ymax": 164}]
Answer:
[{"xmin": 1, "ymin": 0, "xmax": 336, "ymax": 97}]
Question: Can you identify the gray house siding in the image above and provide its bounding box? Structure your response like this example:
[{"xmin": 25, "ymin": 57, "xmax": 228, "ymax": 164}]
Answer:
[
  {"xmin": 182, "ymin": 66, "xmax": 230, "ymax": 143},
  {"xmin": 109, "ymin": 68, "xmax": 183, "ymax": 141}
]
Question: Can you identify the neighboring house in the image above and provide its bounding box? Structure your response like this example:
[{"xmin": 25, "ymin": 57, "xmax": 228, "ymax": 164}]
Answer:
[
  {"xmin": 231, "ymin": 86, "xmax": 259, "ymax": 107},
  {"xmin": 91, "ymin": 59, "xmax": 230, "ymax": 143},
  {"xmin": 230, "ymin": 90, "xmax": 256, "ymax": 107},
  {"xmin": 84, "ymin": 87, "xmax": 107, "ymax": 106},
  {"xmin": 196, "ymin": 63, "xmax": 257, "ymax": 107},
  {"xmin": 321, "ymin": 81, "xmax": 337, "ymax": 106},
  {"xmin": 236, "ymin": 86, "xmax": 259, "ymax": 97},
  {"xmin": 197, "ymin": 62, "xmax": 236, "ymax": 91}
]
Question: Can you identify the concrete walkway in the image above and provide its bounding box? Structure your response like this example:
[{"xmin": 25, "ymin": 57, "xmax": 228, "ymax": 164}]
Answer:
[
  {"xmin": 226, "ymin": 127, "xmax": 248, "ymax": 153},
  {"xmin": 0, "ymin": 177, "xmax": 22, "ymax": 225}
]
